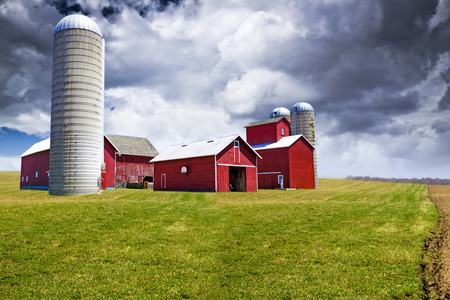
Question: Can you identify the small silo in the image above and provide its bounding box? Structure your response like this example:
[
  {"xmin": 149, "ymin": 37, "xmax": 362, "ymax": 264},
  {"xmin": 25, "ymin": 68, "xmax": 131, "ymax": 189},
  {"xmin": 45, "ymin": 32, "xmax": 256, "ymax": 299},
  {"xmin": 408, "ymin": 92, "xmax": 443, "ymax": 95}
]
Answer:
[
  {"xmin": 49, "ymin": 15, "xmax": 105, "ymax": 195},
  {"xmin": 290, "ymin": 102, "xmax": 318, "ymax": 189},
  {"xmin": 269, "ymin": 107, "xmax": 291, "ymax": 122}
]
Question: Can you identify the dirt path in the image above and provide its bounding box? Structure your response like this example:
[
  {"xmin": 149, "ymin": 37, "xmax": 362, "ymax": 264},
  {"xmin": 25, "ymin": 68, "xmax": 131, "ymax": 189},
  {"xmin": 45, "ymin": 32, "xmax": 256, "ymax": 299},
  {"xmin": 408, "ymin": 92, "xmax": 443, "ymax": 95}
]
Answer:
[{"xmin": 424, "ymin": 185, "xmax": 450, "ymax": 299}]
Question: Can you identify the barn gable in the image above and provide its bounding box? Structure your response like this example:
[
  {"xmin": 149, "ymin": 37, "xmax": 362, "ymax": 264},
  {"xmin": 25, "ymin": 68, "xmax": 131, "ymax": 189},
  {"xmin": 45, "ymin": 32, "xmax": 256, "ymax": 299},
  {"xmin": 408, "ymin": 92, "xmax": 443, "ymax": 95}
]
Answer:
[
  {"xmin": 245, "ymin": 117, "xmax": 291, "ymax": 146},
  {"xmin": 105, "ymin": 134, "xmax": 159, "ymax": 157}
]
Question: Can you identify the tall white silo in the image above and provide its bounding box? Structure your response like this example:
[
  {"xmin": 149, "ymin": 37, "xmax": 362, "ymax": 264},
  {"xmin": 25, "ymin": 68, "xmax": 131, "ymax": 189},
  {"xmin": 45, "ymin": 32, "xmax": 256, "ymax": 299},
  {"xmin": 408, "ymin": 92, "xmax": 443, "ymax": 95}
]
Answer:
[
  {"xmin": 49, "ymin": 14, "xmax": 104, "ymax": 196},
  {"xmin": 269, "ymin": 107, "xmax": 290, "ymax": 121},
  {"xmin": 290, "ymin": 102, "xmax": 318, "ymax": 189}
]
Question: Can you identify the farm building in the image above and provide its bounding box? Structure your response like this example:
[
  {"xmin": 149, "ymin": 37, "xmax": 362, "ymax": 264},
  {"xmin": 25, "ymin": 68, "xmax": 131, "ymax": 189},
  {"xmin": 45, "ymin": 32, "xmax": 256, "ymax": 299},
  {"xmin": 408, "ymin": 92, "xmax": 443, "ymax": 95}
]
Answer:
[
  {"xmin": 246, "ymin": 116, "xmax": 316, "ymax": 189},
  {"xmin": 151, "ymin": 135, "xmax": 261, "ymax": 192},
  {"xmin": 103, "ymin": 134, "xmax": 159, "ymax": 188},
  {"xmin": 20, "ymin": 135, "xmax": 158, "ymax": 191}
]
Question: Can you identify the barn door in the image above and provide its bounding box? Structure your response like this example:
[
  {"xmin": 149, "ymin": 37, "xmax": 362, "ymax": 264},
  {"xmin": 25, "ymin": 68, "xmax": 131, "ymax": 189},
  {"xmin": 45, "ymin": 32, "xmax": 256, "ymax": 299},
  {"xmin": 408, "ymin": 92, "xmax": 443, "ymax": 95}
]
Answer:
[{"xmin": 161, "ymin": 174, "xmax": 166, "ymax": 189}]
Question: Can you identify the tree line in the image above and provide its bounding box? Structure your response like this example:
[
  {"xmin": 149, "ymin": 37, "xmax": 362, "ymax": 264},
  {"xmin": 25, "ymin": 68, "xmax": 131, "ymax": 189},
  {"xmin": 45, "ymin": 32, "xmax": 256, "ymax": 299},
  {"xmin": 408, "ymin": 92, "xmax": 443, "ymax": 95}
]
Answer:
[{"xmin": 345, "ymin": 176, "xmax": 450, "ymax": 185}]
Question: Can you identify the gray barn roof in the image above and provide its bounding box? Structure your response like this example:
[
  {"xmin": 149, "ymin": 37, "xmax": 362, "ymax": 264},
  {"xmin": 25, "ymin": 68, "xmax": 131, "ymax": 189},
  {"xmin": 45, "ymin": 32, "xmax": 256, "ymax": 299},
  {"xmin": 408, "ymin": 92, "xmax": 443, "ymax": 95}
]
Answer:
[
  {"xmin": 245, "ymin": 116, "xmax": 290, "ymax": 128},
  {"xmin": 105, "ymin": 134, "xmax": 159, "ymax": 157}
]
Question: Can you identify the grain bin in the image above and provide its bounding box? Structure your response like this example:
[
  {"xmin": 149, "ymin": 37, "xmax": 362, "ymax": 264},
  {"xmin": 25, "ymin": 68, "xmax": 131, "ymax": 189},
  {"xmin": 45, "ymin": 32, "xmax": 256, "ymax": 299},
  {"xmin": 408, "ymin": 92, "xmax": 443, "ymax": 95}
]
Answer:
[
  {"xmin": 269, "ymin": 107, "xmax": 290, "ymax": 121},
  {"xmin": 290, "ymin": 102, "xmax": 318, "ymax": 189},
  {"xmin": 49, "ymin": 15, "xmax": 104, "ymax": 195}
]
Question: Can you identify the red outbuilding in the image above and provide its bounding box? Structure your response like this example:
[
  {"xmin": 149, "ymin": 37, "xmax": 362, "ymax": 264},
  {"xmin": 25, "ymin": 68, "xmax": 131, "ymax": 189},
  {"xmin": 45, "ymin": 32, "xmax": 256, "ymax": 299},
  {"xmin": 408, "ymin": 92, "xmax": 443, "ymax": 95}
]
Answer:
[
  {"xmin": 151, "ymin": 135, "xmax": 261, "ymax": 192},
  {"xmin": 103, "ymin": 135, "xmax": 159, "ymax": 189},
  {"xmin": 20, "ymin": 134, "xmax": 158, "ymax": 191},
  {"xmin": 252, "ymin": 135, "xmax": 315, "ymax": 189},
  {"xmin": 245, "ymin": 117, "xmax": 291, "ymax": 146},
  {"xmin": 20, "ymin": 139, "xmax": 51, "ymax": 190},
  {"xmin": 246, "ymin": 117, "xmax": 316, "ymax": 189}
]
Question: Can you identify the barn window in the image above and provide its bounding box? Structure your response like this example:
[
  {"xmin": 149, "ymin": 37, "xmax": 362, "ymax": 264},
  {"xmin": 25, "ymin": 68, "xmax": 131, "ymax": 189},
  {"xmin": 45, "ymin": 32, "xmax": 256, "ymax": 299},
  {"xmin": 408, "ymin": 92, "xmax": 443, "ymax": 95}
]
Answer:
[
  {"xmin": 234, "ymin": 141, "xmax": 239, "ymax": 149},
  {"xmin": 26, "ymin": 176, "xmax": 28, "ymax": 182},
  {"xmin": 281, "ymin": 128, "xmax": 285, "ymax": 136},
  {"xmin": 36, "ymin": 172, "xmax": 38, "ymax": 178},
  {"xmin": 21, "ymin": 177, "xmax": 24, "ymax": 182}
]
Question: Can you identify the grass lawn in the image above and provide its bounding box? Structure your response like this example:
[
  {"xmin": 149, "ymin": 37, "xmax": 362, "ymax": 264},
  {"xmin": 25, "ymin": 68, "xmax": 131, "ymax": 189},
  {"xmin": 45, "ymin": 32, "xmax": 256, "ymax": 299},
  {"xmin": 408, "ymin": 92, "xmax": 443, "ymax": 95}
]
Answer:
[{"xmin": 0, "ymin": 171, "xmax": 438, "ymax": 299}]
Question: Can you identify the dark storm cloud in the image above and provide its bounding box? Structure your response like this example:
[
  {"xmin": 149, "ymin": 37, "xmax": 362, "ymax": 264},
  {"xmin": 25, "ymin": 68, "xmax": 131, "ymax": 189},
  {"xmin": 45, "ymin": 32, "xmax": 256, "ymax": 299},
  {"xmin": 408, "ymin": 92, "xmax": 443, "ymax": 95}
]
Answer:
[
  {"xmin": 432, "ymin": 119, "xmax": 450, "ymax": 134},
  {"xmin": 0, "ymin": 4, "xmax": 55, "ymax": 114},
  {"xmin": 438, "ymin": 86, "xmax": 450, "ymax": 110},
  {"xmin": 46, "ymin": 0, "xmax": 90, "ymax": 16},
  {"xmin": 264, "ymin": 0, "xmax": 447, "ymax": 139},
  {"xmin": 46, "ymin": 0, "xmax": 184, "ymax": 20}
]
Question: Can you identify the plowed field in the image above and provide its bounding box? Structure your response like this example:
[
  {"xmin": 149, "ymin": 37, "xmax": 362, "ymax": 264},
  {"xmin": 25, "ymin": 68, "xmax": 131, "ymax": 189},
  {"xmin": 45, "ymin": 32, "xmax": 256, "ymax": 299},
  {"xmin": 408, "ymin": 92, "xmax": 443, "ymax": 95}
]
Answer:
[{"xmin": 425, "ymin": 185, "xmax": 450, "ymax": 299}]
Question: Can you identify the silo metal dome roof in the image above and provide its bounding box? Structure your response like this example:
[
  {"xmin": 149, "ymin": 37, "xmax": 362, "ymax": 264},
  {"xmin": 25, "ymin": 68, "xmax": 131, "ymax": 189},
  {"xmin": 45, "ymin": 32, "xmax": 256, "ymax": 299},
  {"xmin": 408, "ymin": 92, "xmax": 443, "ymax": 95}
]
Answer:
[
  {"xmin": 291, "ymin": 102, "xmax": 314, "ymax": 112},
  {"xmin": 270, "ymin": 107, "xmax": 290, "ymax": 118},
  {"xmin": 54, "ymin": 14, "xmax": 102, "ymax": 37}
]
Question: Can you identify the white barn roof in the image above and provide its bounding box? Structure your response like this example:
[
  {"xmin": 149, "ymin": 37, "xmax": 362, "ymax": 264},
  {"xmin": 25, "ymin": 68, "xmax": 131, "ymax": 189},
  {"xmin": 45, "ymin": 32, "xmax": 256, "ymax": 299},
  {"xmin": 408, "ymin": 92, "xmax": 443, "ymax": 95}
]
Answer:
[
  {"xmin": 251, "ymin": 135, "xmax": 315, "ymax": 150},
  {"xmin": 151, "ymin": 134, "xmax": 261, "ymax": 163},
  {"xmin": 21, "ymin": 138, "xmax": 50, "ymax": 157}
]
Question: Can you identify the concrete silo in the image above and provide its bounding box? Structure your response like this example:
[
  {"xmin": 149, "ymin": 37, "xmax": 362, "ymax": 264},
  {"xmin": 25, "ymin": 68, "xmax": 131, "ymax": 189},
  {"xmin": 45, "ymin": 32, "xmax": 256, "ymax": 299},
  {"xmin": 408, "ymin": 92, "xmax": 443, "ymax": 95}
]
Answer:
[
  {"xmin": 290, "ymin": 102, "xmax": 318, "ymax": 189},
  {"xmin": 269, "ymin": 107, "xmax": 290, "ymax": 122},
  {"xmin": 49, "ymin": 15, "xmax": 104, "ymax": 195}
]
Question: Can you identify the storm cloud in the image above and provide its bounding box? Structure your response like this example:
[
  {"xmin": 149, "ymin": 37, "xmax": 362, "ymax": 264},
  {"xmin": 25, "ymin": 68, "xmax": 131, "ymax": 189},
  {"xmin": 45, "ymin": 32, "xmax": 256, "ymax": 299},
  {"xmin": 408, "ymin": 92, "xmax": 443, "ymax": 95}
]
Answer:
[{"xmin": 1, "ymin": 0, "xmax": 450, "ymax": 178}]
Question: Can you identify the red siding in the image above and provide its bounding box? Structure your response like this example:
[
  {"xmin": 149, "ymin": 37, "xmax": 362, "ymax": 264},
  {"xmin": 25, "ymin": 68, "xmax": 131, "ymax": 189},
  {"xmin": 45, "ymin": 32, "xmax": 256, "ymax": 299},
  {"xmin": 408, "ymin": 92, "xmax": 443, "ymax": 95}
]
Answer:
[
  {"xmin": 20, "ymin": 150, "xmax": 50, "ymax": 190},
  {"xmin": 153, "ymin": 156, "xmax": 216, "ymax": 192},
  {"xmin": 256, "ymin": 147, "xmax": 290, "ymax": 189},
  {"xmin": 115, "ymin": 155, "xmax": 155, "ymax": 184},
  {"xmin": 288, "ymin": 137, "xmax": 315, "ymax": 189},
  {"xmin": 102, "ymin": 137, "xmax": 116, "ymax": 189},
  {"xmin": 216, "ymin": 137, "xmax": 258, "ymax": 192},
  {"xmin": 217, "ymin": 165, "xmax": 229, "ymax": 192},
  {"xmin": 256, "ymin": 136, "xmax": 315, "ymax": 189},
  {"xmin": 216, "ymin": 137, "xmax": 257, "ymax": 167},
  {"xmin": 246, "ymin": 166, "xmax": 258, "ymax": 192},
  {"xmin": 246, "ymin": 118, "xmax": 290, "ymax": 146}
]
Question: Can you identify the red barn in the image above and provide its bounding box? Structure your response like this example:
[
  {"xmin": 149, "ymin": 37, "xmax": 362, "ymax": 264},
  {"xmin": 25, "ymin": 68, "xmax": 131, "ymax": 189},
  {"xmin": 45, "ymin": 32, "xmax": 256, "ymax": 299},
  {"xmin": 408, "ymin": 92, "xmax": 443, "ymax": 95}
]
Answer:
[
  {"xmin": 252, "ymin": 135, "xmax": 315, "ymax": 189},
  {"xmin": 20, "ymin": 135, "xmax": 158, "ymax": 191},
  {"xmin": 20, "ymin": 139, "xmax": 50, "ymax": 190},
  {"xmin": 245, "ymin": 117, "xmax": 291, "ymax": 145},
  {"xmin": 103, "ymin": 135, "xmax": 159, "ymax": 189},
  {"xmin": 151, "ymin": 135, "xmax": 261, "ymax": 192},
  {"xmin": 246, "ymin": 117, "xmax": 316, "ymax": 189}
]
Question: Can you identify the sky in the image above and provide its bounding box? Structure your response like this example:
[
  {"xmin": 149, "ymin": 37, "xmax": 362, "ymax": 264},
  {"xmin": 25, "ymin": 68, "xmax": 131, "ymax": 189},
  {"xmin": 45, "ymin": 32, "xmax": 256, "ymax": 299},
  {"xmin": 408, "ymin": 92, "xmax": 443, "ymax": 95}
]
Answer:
[{"xmin": 1, "ymin": 0, "xmax": 450, "ymax": 179}]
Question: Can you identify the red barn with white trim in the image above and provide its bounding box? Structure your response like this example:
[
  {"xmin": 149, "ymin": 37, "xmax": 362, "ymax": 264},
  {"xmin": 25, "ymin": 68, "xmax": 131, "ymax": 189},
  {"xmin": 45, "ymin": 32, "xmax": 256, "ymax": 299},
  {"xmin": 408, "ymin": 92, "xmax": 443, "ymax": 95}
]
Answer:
[
  {"xmin": 151, "ymin": 135, "xmax": 261, "ymax": 192},
  {"xmin": 252, "ymin": 135, "xmax": 315, "ymax": 189},
  {"xmin": 246, "ymin": 117, "xmax": 315, "ymax": 189},
  {"xmin": 20, "ymin": 139, "xmax": 50, "ymax": 190}
]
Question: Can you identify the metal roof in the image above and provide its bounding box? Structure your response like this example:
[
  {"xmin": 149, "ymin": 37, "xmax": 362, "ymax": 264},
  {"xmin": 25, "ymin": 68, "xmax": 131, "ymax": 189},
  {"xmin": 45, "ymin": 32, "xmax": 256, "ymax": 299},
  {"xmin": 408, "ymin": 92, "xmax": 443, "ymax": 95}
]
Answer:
[
  {"xmin": 270, "ymin": 107, "xmax": 290, "ymax": 118},
  {"xmin": 54, "ymin": 14, "xmax": 102, "ymax": 37},
  {"xmin": 105, "ymin": 134, "xmax": 159, "ymax": 157},
  {"xmin": 291, "ymin": 102, "xmax": 314, "ymax": 112},
  {"xmin": 245, "ymin": 116, "xmax": 290, "ymax": 128},
  {"xmin": 151, "ymin": 134, "xmax": 261, "ymax": 163},
  {"xmin": 21, "ymin": 138, "xmax": 50, "ymax": 157},
  {"xmin": 21, "ymin": 134, "xmax": 158, "ymax": 158},
  {"xmin": 251, "ymin": 134, "xmax": 315, "ymax": 150}
]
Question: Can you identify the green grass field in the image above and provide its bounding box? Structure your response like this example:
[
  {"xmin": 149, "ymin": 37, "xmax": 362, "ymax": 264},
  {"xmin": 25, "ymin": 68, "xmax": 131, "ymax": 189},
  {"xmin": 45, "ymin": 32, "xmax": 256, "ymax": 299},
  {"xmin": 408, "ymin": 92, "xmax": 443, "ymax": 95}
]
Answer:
[{"xmin": 0, "ymin": 171, "xmax": 438, "ymax": 299}]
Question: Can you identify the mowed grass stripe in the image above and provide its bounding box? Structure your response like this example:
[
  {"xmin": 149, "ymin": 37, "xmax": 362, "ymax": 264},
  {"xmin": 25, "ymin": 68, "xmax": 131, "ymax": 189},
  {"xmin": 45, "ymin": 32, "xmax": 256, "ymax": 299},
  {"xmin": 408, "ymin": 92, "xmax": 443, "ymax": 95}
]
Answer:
[{"xmin": 0, "ymin": 172, "xmax": 438, "ymax": 299}]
